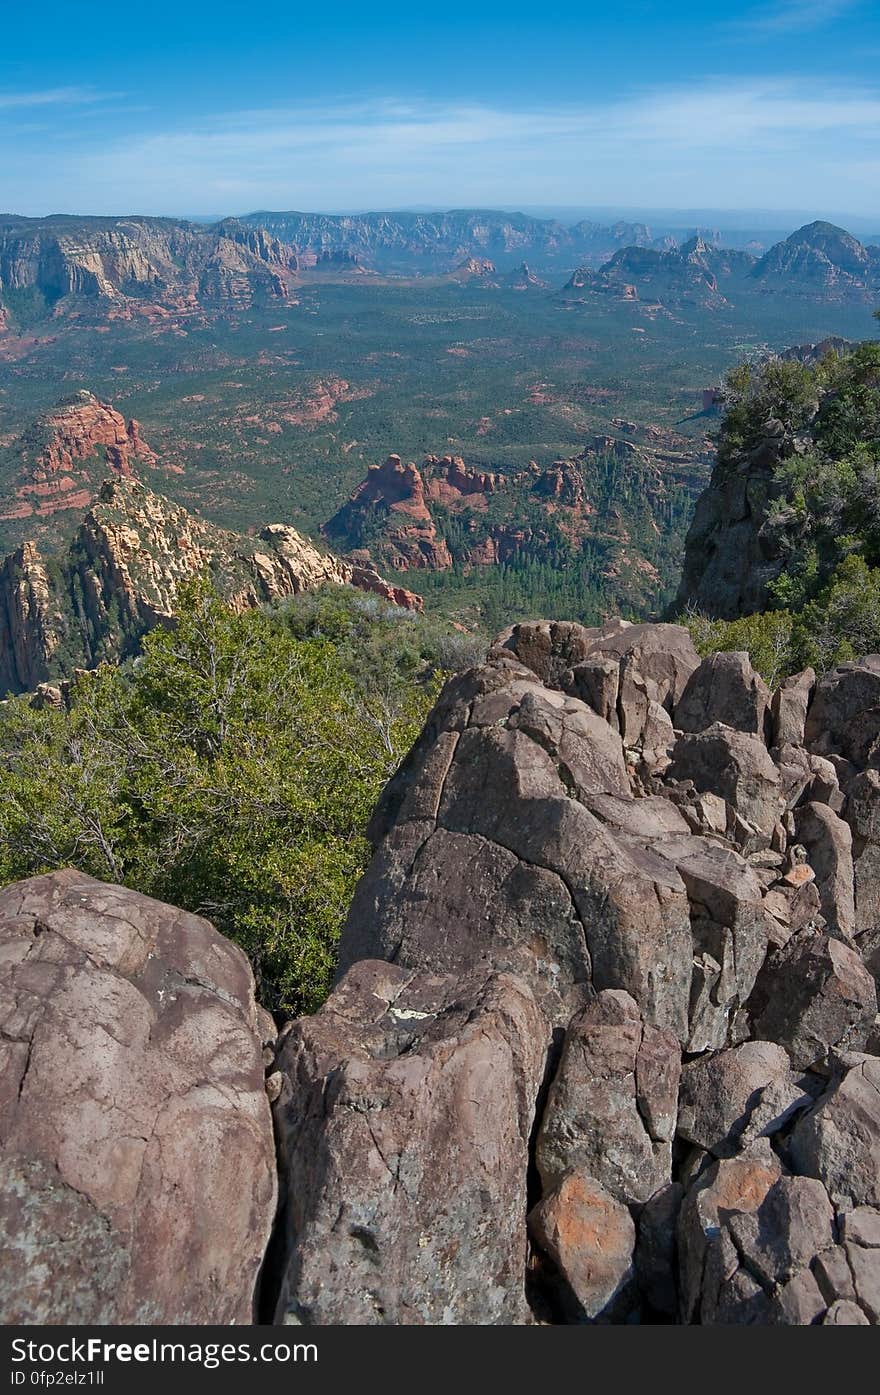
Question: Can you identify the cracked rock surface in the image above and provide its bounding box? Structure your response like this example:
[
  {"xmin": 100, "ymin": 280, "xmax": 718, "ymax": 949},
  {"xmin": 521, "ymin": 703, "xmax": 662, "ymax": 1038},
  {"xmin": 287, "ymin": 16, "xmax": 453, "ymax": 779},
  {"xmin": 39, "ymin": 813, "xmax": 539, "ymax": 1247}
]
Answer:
[
  {"xmin": 0, "ymin": 869, "xmax": 277, "ymax": 1323},
  {"xmin": 274, "ymin": 620, "xmax": 880, "ymax": 1324},
  {"xmin": 4, "ymin": 618, "xmax": 880, "ymax": 1326}
]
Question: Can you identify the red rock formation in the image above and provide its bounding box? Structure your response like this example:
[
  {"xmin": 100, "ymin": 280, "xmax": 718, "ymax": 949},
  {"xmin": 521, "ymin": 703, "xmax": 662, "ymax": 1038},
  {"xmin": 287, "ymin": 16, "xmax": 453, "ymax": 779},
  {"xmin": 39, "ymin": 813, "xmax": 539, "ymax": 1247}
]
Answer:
[
  {"xmin": 347, "ymin": 558, "xmax": 423, "ymax": 611},
  {"xmin": 35, "ymin": 391, "xmax": 157, "ymax": 478},
  {"xmin": 325, "ymin": 455, "xmax": 452, "ymax": 570},
  {"xmin": 423, "ymin": 455, "xmax": 503, "ymax": 507},
  {"xmin": 1, "ymin": 391, "xmax": 160, "ymax": 525},
  {"xmin": 326, "ymin": 429, "xmax": 709, "ymax": 587},
  {"xmin": 367, "ymin": 455, "xmax": 431, "ymax": 517},
  {"xmin": 449, "ymin": 257, "xmax": 498, "ymax": 284},
  {"xmin": 533, "ymin": 460, "xmax": 589, "ymax": 506}
]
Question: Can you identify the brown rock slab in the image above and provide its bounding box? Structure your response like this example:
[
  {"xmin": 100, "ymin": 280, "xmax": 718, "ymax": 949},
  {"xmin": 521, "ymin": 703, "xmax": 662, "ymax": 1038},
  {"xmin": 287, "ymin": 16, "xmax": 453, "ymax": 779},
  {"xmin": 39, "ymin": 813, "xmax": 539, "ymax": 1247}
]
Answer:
[
  {"xmin": 677, "ymin": 1041, "xmax": 808, "ymax": 1156},
  {"xmin": 0, "ymin": 870, "xmax": 276, "ymax": 1324},
  {"xmin": 752, "ymin": 930, "xmax": 876, "ymax": 1068},
  {"xmin": 726, "ymin": 1176, "xmax": 835, "ymax": 1287},
  {"xmin": 536, "ymin": 990, "xmax": 679, "ymax": 1205},
  {"xmin": 272, "ymin": 959, "xmax": 547, "ymax": 1325},
  {"xmin": 771, "ymin": 667, "xmax": 815, "ymax": 749},
  {"xmin": 790, "ymin": 1055, "xmax": 880, "ymax": 1207},
  {"xmin": 668, "ymin": 723, "xmax": 783, "ymax": 838},
  {"xmin": 805, "ymin": 658, "xmax": 880, "ymax": 768},
  {"xmin": 528, "ymin": 1171, "xmax": 635, "ymax": 1321},
  {"xmin": 678, "ymin": 1147, "xmax": 782, "ymax": 1322},
  {"xmin": 795, "ymin": 801, "xmax": 855, "ymax": 939},
  {"xmin": 823, "ymin": 1299, "xmax": 870, "ymax": 1324},
  {"xmin": 675, "ymin": 650, "xmax": 770, "ymax": 738}
]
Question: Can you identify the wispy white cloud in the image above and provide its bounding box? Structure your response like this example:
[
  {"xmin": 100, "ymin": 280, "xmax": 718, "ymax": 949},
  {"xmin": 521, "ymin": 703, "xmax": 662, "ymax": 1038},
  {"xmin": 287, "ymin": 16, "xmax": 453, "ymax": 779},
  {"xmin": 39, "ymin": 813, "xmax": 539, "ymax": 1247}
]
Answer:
[
  {"xmin": 737, "ymin": 0, "xmax": 861, "ymax": 34},
  {"xmin": 80, "ymin": 82, "xmax": 880, "ymax": 166},
  {"xmin": 0, "ymin": 86, "xmax": 123, "ymax": 112},
  {"xmin": 5, "ymin": 79, "xmax": 880, "ymax": 216}
]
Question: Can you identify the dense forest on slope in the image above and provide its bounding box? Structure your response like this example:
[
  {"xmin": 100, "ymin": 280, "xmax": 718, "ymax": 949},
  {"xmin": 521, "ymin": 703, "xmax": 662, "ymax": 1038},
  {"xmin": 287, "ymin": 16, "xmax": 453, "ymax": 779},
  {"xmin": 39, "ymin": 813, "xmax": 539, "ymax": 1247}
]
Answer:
[{"xmin": 678, "ymin": 323, "xmax": 880, "ymax": 678}]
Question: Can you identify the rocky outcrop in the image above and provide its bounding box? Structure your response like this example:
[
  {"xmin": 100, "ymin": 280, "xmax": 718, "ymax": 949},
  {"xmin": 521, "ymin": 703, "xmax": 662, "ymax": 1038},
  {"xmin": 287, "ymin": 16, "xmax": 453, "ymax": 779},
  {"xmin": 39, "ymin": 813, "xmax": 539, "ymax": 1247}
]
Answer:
[
  {"xmin": 752, "ymin": 223, "xmax": 880, "ymax": 299},
  {"xmin": 4, "ymin": 619, "xmax": 880, "ymax": 1325},
  {"xmin": 0, "ymin": 214, "xmax": 297, "ymax": 327},
  {"xmin": 0, "ymin": 869, "xmax": 277, "ymax": 1323},
  {"xmin": 0, "ymin": 475, "xmax": 420, "ymax": 695},
  {"xmin": 33, "ymin": 390, "xmax": 156, "ymax": 478},
  {"xmin": 325, "ymin": 455, "xmax": 452, "ymax": 570},
  {"xmin": 271, "ymin": 619, "xmax": 880, "ymax": 1324},
  {"xmin": 676, "ymin": 412, "xmax": 804, "ymax": 618},
  {"xmin": 677, "ymin": 335, "xmax": 879, "ymax": 620},
  {"xmin": 325, "ymin": 452, "xmax": 510, "ymax": 573},
  {"xmin": 1, "ymin": 390, "xmax": 158, "ymax": 525}
]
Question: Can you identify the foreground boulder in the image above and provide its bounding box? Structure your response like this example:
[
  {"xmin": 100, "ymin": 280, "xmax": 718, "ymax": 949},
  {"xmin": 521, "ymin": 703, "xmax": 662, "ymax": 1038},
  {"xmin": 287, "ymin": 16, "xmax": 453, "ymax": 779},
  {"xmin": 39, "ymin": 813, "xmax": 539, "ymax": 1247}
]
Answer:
[
  {"xmin": 0, "ymin": 870, "xmax": 277, "ymax": 1324},
  {"xmin": 291, "ymin": 622, "xmax": 880, "ymax": 1325},
  {"xmin": 535, "ymin": 990, "xmax": 679, "ymax": 1206},
  {"xmin": 272, "ymin": 960, "xmax": 546, "ymax": 1324},
  {"xmin": 528, "ymin": 1172, "xmax": 635, "ymax": 1321},
  {"xmin": 674, "ymin": 650, "xmax": 770, "ymax": 738},
  {"xmin": 7, "ymin": 622, "xmax": 880, "ymax": 1326}
]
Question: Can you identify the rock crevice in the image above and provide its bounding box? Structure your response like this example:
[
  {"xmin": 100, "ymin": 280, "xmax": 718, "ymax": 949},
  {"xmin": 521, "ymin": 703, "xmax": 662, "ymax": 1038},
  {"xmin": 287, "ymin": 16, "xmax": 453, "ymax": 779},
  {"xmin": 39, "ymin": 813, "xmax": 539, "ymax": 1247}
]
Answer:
[{"xmin": 271, "ymin": 618, "xmax": 880, "ymax": 1324}]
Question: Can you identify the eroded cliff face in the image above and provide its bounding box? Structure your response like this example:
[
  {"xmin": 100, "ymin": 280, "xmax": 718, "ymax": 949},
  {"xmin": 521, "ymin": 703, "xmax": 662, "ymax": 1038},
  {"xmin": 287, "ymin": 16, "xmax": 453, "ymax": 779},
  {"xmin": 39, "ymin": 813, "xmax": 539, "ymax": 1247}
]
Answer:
[
  {"xmin": 0, "ymin": 475, "xmax": 420, "ymax": 695},
  {"xmin": 325, "ymin": 435, "xmax": 708, "ymax": 584},
  {"xmin": 0, "ymin": 542, "xmax": 62, "ymax": 694},
  {"xmin": 0, "ymin": 215, "xmax": 298, "ymax": 324},
  {"xmin": 675, "ymin": 415, "xmax": 797, "ymax": 620},
  {"xmin": 0, "ymin": 390, "xmax": 158, "ymax": 527},
  {"xmin": 325, "ymin": 454, "xmax": 454, "ymax": 571},
  {"xmin": 270, "ymin": 619, "xmax": 880, "ymax": 1325}
]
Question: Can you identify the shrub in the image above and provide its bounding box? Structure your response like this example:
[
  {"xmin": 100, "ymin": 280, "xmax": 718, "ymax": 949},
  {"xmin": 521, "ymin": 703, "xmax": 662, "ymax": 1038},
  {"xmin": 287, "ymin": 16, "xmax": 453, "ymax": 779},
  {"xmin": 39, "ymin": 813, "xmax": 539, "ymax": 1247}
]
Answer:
[{"xmin": 0, "ymin": 581, "xmax": 438, "ymax": 1014}]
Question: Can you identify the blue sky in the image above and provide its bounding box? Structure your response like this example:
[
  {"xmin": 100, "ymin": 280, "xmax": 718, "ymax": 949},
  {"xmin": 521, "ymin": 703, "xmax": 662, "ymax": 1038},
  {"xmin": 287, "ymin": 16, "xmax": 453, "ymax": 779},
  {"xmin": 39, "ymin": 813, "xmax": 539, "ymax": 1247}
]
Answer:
[{"xmin": 2, "ymin": 0, "xmax": 879, "ymax": 221}]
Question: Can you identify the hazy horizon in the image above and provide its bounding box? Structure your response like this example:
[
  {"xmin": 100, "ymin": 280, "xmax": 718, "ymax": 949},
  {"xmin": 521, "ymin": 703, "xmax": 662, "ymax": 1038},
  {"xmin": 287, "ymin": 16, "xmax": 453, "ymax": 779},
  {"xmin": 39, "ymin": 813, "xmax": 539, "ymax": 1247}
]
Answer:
[{"xmin": 2, "ymin": 206, "xmax": 878, "ymax": 240}]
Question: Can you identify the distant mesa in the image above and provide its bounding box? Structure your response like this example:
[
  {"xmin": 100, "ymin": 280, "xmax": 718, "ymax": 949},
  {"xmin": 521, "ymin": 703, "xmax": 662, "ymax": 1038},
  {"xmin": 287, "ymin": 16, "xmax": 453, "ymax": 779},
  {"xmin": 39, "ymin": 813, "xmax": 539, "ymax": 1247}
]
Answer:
[
  {"xmin": 325, "ymin": 453, "xmax": 454, "ymax": 570},
  {"xmin": 751, "ymin": 221, "xmax": 880, "ymax": 296},
  {"xmin": 313, "ymin": 247, "xmax": 371, "ymax": 274},
  {"xmin": 565, "ymin": 236, "xmax": 753, "ymax": 310},
  {"xmin": 236, "ymin": 209, "xmax": 657, "ymax": 275},
  {"xmin": 0, "ymin": 214, "xmax": 299, "ymax": 329},
  {"xmin": 2, "ymin": 212, "xmax": 879, "ymax": 331},
  {"xmin": 563, "ymin": 221, "xmax": 880, "ymax": 309}
]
